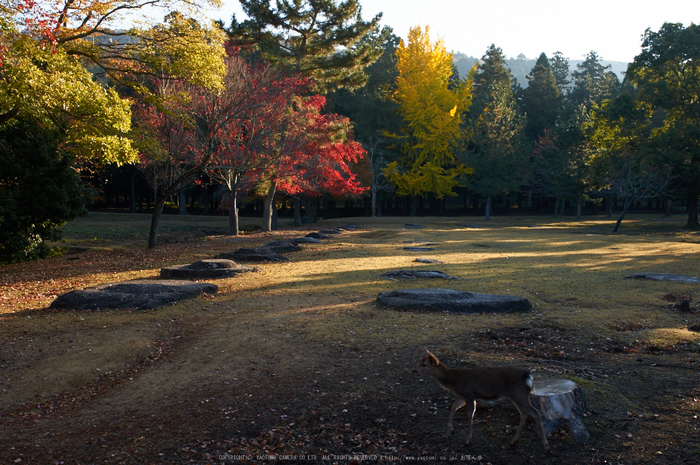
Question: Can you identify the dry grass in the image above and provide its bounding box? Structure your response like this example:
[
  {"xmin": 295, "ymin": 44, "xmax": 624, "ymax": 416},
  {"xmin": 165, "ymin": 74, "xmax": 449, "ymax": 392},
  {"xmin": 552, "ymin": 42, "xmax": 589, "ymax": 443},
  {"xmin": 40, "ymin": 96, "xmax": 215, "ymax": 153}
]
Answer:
[{"xmin": 1, "ymin": 212, "xmax": 700, "ymax": 464}]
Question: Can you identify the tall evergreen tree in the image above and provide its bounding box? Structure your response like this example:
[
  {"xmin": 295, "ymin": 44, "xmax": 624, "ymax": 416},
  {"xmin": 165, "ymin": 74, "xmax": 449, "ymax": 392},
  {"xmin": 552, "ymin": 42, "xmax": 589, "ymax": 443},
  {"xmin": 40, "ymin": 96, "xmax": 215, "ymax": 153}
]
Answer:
[
  {"xmin": 325, "ymin": 26, "xmax": 402, "ymax": 217},
  {"xmin": 520, "ymin": 52, "xmax": 562, "ymax": 139},
  {"xmin": 325, "ymin": 26, "xmax": 402, "ymax": 142},
  {"xmin": 570, "ymin": 51, "xmax": 621, "ymax": 108},
  {"xmin": 458, "ymin": 45, "xmax": 527, "ymax": 219},
  {"xmin": 531, "ymin": 104, "xmax": 594, "ymax": 219},
  {"xmin": 472, "ymin": 44, "xmax": 512, "ymax": 105},
  {"xmin": 229, "ymin": 0, "xmax": 382, "ymax": 92},
  {"xmin": 549, "ymin": 51, "xmax": 571, "ymax": 92}
]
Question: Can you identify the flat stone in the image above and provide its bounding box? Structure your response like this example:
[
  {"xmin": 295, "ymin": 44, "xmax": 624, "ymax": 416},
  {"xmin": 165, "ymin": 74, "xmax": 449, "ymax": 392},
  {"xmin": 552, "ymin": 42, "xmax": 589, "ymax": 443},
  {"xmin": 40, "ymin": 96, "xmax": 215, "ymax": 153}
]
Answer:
[
  {"xmin": 404, "ymin": 223, "xmax": 422, "ymax": 229},
  {"xmin": 376, "ymin": 289, "xmax": 532, "ymax": 314},
  {"xmin": 217, "ymin": 248, "xmax": 289, "ymax": 262},
  {"xmin": 306, "ymin": 232, "xmax": 333, "ymax": 239},
  {"xmin": 626, "ymin": 273, "xmax": 700, "ymax": 284},
  {"xmin": 319, "ymin": 229, "xmax": 342, "ymax": 234},
  {"xmin": 380, "ymin": 270, "xmax": 458, "ymax": 280},
  {"xmin": 50, "ymin": 280, "xmax": 218, "ymax": 311},
  {"xmin": 261, "ymin": 241, "xmax": 304, "ymax": 253},
  {"xmin": 414, "ymin": 258, "xmax": 444, "ymax": 264},
  {"xmin": 285, "ymin": 236, "xmax": 322, "ymax": 244},
  {"xmin": 403, "ymin": 247, "xmax": 435, "ymax": 252},
  {"xmin": 464, "ymin": 224, "xmax": 480, "ymax": 229},
  {"xmin": 160, "ymin": 259, "xmax": 258, "ymax": 279}
]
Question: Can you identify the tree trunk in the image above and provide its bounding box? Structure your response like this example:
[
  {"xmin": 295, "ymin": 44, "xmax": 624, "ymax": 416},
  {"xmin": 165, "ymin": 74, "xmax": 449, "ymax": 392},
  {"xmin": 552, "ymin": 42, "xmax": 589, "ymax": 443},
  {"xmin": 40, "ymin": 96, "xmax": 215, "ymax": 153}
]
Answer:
[
  {"xmin": 202, "ymin": 184, "xmax": 210, "ymax": 215},
  {"xmin": 613, "ymin": 198, "xmax": 632, "ymax": 233},
  {"xmin": 261, "ymin": 181, "xmax": 277, "ymax": 232},
  {"xmin": 576, "ymin": 189, "xmax": 582, "ymax": 220},
  {"xmin": 130, "ymin": 173, "xmax": 136, "ymax": 213},
  {"xmin": 178, "ymin": 190, "xmax": 188, "ymax": 215},
  {"xmin": 227, "ymin": 173, "xmax": 240, "ymax": 235},
  {"xmin": 272, "ymin": 201, "xmax": 278, "ymax": 230},
  {"xmin": 684, "ymin": 188, "xmax": 700, "ymax": 230},
  {"xmin": 293, "ymin": 197, "xmax": 302, "ymax": 226},
  {"xmin": 485, "ymin": 196, "xmax": 492, "ymax": 220},
  {"xmin": 531, "ymin": 379, "xmax": 590, "ymax": 443},
  {"xmin": 148, "ymin": 200, "xmax": 166, "ymax": 249},
  {"xmin": 228, "ymin": 188, "xmax": 239, "ymax": 235},
  {"xmin": 308, "ymin": 198, "xmax": 318, "ymax": 222},
  {"xmin": 371, "ymin": 187, "xmax": 377, "ymax": 218},
  {"xmin": 553, "ymin": 198, "xmax": 560, "ymax": 218},
  {"xmin": 410, "ymin": 196, "xmax": 418, "ymax": 216}
]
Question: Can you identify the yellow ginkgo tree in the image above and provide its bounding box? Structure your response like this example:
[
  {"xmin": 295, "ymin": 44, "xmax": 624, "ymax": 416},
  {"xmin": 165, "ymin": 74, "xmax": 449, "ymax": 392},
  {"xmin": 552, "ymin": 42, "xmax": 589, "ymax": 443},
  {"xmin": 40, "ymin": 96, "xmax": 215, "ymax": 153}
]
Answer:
[{"xmin": 384, "ymin": 25, "xmax": 473, "ymax": 214}]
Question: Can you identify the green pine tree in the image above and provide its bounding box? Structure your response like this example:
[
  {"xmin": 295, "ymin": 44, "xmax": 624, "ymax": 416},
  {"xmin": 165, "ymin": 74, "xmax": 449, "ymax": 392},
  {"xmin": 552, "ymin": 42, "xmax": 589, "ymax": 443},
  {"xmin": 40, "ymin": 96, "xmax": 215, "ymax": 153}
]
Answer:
[
  {"xmin": 549, "ymin": 51, "xmax": 571, "ymax": 93},
  {"xmin": 230, "ymin": 0, "xmax": 383, "ymax": 92},
  {"xmin": 458, "ymin": 45, "xmax": 527, "ymax": 219},
  {"xmin": 472, "ymin": 44, "xmax": 512, "ymax": 106},
  {"xmin": 569, "ymin": 51, "xmax": 621, "ymax": 109},
  {"xmin": 520, "ymin": 53, "xmax": 562, "ymax": 139}
]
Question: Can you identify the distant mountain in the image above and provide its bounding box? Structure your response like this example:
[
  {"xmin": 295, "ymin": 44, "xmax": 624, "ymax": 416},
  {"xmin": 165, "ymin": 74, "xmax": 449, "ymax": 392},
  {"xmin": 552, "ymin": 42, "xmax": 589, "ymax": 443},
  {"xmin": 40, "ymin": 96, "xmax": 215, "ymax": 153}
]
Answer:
[{"xmin": 453, "ymin": 52, "xmax": 628, "ymax": 88}]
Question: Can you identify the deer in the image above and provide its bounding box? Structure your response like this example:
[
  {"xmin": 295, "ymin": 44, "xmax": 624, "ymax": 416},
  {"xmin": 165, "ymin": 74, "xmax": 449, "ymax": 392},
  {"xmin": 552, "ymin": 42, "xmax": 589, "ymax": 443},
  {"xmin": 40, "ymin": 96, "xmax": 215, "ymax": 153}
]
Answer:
[{"xmin": 413, "ymin": 350, "xmax": 549, "ymax": 451}]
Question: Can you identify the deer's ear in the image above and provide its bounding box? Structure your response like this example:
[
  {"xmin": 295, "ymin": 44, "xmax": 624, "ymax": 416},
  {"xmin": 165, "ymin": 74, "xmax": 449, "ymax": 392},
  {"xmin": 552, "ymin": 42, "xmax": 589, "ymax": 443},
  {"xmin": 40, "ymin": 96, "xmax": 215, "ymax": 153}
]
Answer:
[{"xmin": 425, "ymin": 349, "xmax": 439, "ymax": 365}]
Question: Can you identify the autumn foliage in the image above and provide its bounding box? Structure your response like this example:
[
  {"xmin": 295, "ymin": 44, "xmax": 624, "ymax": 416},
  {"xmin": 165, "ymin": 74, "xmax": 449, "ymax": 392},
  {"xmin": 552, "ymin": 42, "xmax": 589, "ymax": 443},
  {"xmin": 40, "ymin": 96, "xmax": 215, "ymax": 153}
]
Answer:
[
  {"xmin": 273, "ymin": 94, "xmax": 367, "ymax": 199},
  {"xmin": 385, "ymin": 26, "xmax": 473, "ymax": 203},
  {"xmin": 136, "ymin": 46, "xmax": 367, "ymax": 239}
]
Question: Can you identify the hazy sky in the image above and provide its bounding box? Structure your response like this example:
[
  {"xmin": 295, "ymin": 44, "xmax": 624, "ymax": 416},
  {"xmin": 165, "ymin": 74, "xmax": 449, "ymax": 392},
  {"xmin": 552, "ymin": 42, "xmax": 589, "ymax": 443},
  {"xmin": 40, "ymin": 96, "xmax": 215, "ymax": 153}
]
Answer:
[{"xmin": 210, "ymin": 0, "xmax": 699, "ymax": 63}]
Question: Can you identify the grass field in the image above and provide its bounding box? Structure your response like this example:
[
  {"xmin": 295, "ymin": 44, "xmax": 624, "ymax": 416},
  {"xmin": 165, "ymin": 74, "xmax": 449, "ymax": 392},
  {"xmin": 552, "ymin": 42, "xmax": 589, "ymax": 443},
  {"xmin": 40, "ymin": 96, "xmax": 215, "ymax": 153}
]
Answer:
[{"xmin": 1, "ymin": 212, "xmax": 699, "ymax": 464}]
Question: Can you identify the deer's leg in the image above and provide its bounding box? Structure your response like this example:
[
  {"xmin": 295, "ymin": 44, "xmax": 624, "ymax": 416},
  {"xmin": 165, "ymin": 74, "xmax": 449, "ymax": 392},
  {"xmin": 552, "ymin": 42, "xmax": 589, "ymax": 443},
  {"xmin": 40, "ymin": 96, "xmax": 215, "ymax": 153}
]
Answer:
[
  {"xmin": 463, "ymin": 399, "xmax": 476, "ymax": 444},
  {"xmin": 524, "ymin": 400, "xmax": 550, "ymax": 452},
  {"xmin": 510, "ymin": 401, "xmax": 529, "ymax": 445},
  {"xmin": 447, "ymin": 398, "xmax": 466, "ymax": 435},
  {"xmin": 509, "ymin": 394, "xmax": 550, "ymax": 452}
]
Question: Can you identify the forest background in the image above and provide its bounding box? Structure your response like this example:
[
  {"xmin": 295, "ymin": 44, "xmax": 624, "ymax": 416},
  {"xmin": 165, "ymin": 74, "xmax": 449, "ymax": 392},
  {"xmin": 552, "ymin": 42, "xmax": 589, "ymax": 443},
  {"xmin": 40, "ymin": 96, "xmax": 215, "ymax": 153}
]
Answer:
[{"xmin": 1, "ymin": 0, "xmax": 699, "ymax": 265}]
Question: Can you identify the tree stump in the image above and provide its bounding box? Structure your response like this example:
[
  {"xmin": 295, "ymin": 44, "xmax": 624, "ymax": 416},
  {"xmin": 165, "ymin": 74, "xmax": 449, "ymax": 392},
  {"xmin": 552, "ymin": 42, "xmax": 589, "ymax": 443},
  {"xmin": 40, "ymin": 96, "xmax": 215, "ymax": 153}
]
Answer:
[{"xmin": 531, "ymin": 379, "xmax": 590, "ymax": 442}]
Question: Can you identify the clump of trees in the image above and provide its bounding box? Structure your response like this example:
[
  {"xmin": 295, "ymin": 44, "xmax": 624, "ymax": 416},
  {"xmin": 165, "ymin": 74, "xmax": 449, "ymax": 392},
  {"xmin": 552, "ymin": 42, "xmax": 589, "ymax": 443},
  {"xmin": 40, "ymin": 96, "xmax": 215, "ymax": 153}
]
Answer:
[
  {"xmin": 376, "ymin": 22, "xmax": 700, "ymax": 230},
  {"xmin": 384, "ymin": 25, "xmax": 473, "ymax": 215},
  {"xmin": 1, "ymin": 0, "xmax": 379, "ymax": 259},
  {"xmin": 1, "ymin": 0, "xmax": 229, "ymax": 260},
  {"xmin": 3, "ymin": 2, "xmax": 700, "ymax": 263}
]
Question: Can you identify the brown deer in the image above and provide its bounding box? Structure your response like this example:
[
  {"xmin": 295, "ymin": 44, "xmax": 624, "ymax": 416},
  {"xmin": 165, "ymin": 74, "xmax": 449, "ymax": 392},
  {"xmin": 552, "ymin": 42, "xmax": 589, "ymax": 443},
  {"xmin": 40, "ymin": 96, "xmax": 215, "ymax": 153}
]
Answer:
[{"xmin": 413, "ymin": 350, "xmax": 549, "ymax": 451}]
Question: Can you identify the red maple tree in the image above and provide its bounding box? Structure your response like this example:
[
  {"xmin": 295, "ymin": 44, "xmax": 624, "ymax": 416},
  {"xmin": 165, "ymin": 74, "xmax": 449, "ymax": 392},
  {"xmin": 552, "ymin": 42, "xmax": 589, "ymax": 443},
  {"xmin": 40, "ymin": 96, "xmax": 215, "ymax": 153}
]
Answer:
[
  {"xmin": 260, "ymin": 94, "xmax": 368, "ymax": 231},
  {"xmin": 205, "ymin": 50, "xmax": 311, "ymax": 235},
  {"xmin": 136, "ymin": 45, "xmax": 368, "ymax": 242}
]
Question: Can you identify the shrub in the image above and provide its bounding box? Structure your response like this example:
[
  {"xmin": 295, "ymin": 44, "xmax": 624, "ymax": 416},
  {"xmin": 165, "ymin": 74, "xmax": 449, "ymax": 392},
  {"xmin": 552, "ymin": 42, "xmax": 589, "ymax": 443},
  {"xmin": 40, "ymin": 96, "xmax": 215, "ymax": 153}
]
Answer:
[{"xmin": 0, "ymin": 118, "xmax": 92, "ymax": 264}]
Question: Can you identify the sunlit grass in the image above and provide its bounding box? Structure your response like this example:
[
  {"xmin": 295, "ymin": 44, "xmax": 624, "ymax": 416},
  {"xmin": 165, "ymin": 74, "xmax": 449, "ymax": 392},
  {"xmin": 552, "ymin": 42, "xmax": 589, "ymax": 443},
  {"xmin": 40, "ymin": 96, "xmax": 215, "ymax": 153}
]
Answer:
[{"xmin": 2, "ymin": 212, "xmax": 698, "ymax": 406}]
